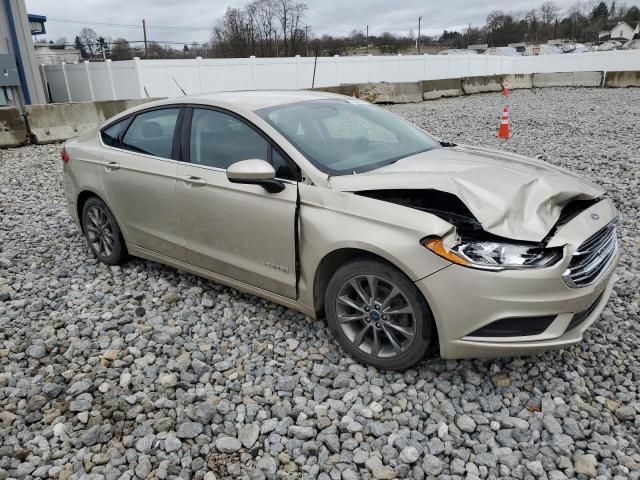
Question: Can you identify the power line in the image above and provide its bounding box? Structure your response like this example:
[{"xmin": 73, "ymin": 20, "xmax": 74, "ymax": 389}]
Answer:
[{"xmin": 46, "ymin": 17, "xmax": 214, "ymax": 30}]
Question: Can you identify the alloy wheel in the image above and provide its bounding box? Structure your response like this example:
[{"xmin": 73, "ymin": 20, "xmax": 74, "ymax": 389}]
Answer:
[
  {"xmin": 335, "ymin": 274, "xmax": 417, "ymax": 359},
  {"xmin": 85, "ymin": 205, "xmax": 116, "ymax": 258}
]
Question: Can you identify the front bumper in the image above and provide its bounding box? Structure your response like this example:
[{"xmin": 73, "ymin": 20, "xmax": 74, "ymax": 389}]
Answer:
[
  {"xmin": 417, "ymin": 265, "xmax": 617, "ymax": 359},
  {"xmin": 416, "ymin": 199, "xmax": 620, "ymax": 360}
]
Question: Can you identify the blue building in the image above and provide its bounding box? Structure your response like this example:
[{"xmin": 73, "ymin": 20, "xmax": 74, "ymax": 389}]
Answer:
[{"xmin": 0, "ymin": 0, "xmax": 46, "ymax": 107}]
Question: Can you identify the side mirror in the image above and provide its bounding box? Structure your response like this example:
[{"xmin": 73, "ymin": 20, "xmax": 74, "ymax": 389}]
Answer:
[{"xmin": 226, "ymin": 159, "xmax": 285, "ymax": 193}]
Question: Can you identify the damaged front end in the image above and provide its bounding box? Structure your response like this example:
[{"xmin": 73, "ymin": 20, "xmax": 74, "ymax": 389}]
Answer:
[{"xmin": 356, "ymin": 189, "xmax": 599, "ymax": 271}]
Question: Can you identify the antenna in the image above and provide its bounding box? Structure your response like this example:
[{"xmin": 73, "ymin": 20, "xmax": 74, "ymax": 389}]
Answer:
[
  {"xmin": 172, "ymin": 76, "xmax": 187, "ymax": 96},
  {"xmin": 311, "ymin": 45, "xmax": 319, "ymax": 88}
]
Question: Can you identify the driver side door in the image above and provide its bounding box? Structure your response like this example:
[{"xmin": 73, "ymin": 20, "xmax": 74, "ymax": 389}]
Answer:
[{"xmin": 176, "ymin": 107, "xmax": 300, "ymax": 299}]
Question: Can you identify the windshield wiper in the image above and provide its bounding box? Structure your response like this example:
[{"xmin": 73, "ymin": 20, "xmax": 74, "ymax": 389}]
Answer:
[{"xmin": 440, "ymin": 141, "xmax": 457, "ymax": 147}]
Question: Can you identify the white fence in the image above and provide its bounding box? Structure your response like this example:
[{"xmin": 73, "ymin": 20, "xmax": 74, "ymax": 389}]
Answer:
[{"xmin": 41, "ymin": 50, "xmax": 640, "ymax": 103}]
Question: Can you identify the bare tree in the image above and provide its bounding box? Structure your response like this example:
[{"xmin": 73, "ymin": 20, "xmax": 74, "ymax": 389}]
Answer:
[
  {"xmin": 111, "ymin": 38, "xmax": 133, "ymax": 61},
  {"xmin": 213, "ymin": 7, "xmax": 249, "ymax": 57},
  {"xmin": 75, "ymin": 27, "xmax": 98, "ymax": 60},
  {"xmin": 349, "ymin": 29, "xmax": 365, "ymax": 48},
  {"xmin": 78, "ymin": 28, "xmax": 98, "ymax": 59},
  {"xmin": 540, "ymin": 1, "xmax": 560, "ymax": 24},
  {"xmin": 247, "ymin": 0, "xmax": 280, "ymax": 56},
  {"xmin": 276, "ymin": 0, "xmax": 307, "ymax": 56}
]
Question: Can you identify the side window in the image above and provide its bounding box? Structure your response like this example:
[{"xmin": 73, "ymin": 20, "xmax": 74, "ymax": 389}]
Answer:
[
  {"xmin": 101, "ymin": 120, "xmax": 127, "ymax": 147},
  {"xmin": 121, "ymin": 108, "xmax": 179, "ymax": 159},
  {"xmin": 272, "ymin": 147, "xmax": 299, "ymax": 181},
  {"xmin": 189, "ymin": 108, "xmax": 268, "ymax": 169}
]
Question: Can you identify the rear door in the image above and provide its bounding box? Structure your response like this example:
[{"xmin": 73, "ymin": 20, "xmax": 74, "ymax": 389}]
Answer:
[
  {"xmin": 99, "ymin": 107, "xmax": 186, "ymax": 261},
  {"xmin": 176, "ymin": 106, "xmax": 299, "ymax": 298}
]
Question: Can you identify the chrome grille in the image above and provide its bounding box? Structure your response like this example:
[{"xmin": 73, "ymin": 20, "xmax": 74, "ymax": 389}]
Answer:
[{"xmin": 563, "ymin": 221, "xmax": 618, "ymax": 288}]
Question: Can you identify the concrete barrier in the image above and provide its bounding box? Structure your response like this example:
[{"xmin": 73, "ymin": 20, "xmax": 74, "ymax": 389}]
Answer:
[
  {"xmin": 25, "ymin": 98, "xmax": 160, "ymax": 144},
  {"xmin": 356, "ymin": 82, "xmax": 423, "ymax": 103},
  {"xmin": 312, "ymin": 85, "xmax": 360, "ymax": 97},
  {"xmin": 2, "ymin": 71, "xmax": 636, "ymax": 149},
  {"xmin": 605, "ymin": 71, "xmax": 640, "ymax": 87},
  {"xmin": 533, "ymin": 71, "xmax": 602, "ymax": 88},
  {"xmin": 421, "ymin": 79, "xmax": 463, "ymax": 100},
  {"xmin": 462, "ymin": 75, "xmax": 503, "ymax": 95},
  {"xmin": 503, "ymin": 74, "xmax": 533, "ymax": 90},
  {"xmin": 0, "ymin": 107, "xmax": 28, "ymax": 148}
]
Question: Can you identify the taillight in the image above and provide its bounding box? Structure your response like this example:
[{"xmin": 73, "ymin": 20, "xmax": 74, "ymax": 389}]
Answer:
[{"xmin": 61, "ymin": 147, "xmax": 70, "ymax": 164}]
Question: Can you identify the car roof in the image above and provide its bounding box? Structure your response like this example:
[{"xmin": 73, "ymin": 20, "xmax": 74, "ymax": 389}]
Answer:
[
  {"xmin": 99, "ymin": 90, "xmax": 355, "ymax": 130},
  {"xmin": 184, "ymin": 89, "xmax": 348, "ymax": 111}
]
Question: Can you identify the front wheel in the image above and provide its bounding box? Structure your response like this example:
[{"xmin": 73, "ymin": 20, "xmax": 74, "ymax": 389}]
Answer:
[
  {"xmin": 81, "ymin": 196, "xmax": 127, "ymax": 266},
  {"xmin": 325, "ymin": 259, "xmax": 434, "ymax": 370}
]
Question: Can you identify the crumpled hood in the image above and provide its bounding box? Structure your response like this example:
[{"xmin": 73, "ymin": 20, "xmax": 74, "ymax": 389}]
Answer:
[{"xmin": 329, "ymin": 144, "xmax": 604, "ymax": 242}]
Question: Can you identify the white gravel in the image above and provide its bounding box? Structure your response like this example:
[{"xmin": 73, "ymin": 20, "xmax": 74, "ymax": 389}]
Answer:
[{"xmin": 1, "ymin": 87, "xmax": 639, "ymax": 480}]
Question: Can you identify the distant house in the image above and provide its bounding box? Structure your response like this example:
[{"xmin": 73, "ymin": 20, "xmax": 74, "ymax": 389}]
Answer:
[
  {"xmin": 34, "ymin": 44, "xmax": 81, "ymax": 65},
  {"xmin": 598, "ymin": 21, "xmax": 639, "ymax": 42}
]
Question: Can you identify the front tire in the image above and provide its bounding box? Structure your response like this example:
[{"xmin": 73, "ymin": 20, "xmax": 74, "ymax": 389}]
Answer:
[
  {"xmin": 81, "ymin": 196, "xmax": 127, "ymax": 266},
  {"xmin": 325, "ymin": 259, "xmax": 434, "ymax": 370}
]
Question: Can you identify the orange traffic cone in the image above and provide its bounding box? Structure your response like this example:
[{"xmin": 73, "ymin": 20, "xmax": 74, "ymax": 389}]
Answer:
[
  {"xmin": 497, "ymin": 106, "xmax": 511, "ymax": 139},
  {"xmin": 502, "ymin": 79, "xmax": 510, "ymax": 97}
]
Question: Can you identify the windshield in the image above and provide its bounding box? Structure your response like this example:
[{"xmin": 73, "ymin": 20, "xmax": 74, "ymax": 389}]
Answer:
[{"xmin": 256, "ymin": 99, "xmax": 441, "ymax": 175}]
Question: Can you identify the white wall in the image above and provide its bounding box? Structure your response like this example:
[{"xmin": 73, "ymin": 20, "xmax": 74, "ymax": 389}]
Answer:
[{"xmin": 41, "ymin": 50, "xmax": 640, "ymax": 103}]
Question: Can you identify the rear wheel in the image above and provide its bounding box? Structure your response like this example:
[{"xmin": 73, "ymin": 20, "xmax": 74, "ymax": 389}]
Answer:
[
  {"xmin": 325, "ymin": 259, "xmax": 434, "ymax": 370},
  {"xmin": 81, "ymin": 197, "xmax": 127, "ymax": 265}
]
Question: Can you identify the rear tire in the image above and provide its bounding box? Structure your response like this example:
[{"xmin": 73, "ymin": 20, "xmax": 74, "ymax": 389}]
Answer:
[
  {"xmin": 325, "ymin": 259, "xmax": 434, "ymax": 370},
  {"xmin": 81, "ymin": 196, "xmax": 127, "ymax": 266}
]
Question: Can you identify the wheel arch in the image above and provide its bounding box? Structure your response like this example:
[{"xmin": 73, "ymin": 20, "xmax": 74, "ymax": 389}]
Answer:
[
  {"xmin": 313, "ymin": 247, "xmax": 416, "ymax": 320},
  {"xmin": 76, "ymin": 189, "xmax": 105, "ymax": 233}
]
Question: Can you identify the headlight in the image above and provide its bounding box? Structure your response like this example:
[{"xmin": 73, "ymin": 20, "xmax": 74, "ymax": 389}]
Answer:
[{"xmin": 423, "ymin": 237, "xmax": 563, "ymax": 270}]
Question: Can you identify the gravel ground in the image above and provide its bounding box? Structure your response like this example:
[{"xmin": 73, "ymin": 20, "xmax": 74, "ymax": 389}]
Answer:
[{"xmin": 1, "ymin": 87, "xmax": 639, "ymax": 480}]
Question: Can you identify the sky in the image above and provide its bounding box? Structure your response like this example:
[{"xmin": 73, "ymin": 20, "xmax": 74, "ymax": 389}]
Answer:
[{"xmin": 26, "ymin": 0, "xmax": 588, "ymax": 46}]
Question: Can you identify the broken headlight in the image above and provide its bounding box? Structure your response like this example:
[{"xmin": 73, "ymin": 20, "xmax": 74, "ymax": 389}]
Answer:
[{"xmin": 423, "ymin": 237, "xmax": 563, "ymax": 270}]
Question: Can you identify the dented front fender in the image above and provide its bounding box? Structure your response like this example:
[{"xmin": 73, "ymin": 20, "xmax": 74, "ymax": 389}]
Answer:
[{"xmin": 296, "ymin": 183, "xmax": 454, "ymax": 311}]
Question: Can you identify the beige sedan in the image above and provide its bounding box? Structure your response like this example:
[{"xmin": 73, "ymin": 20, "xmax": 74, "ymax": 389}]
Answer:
[{"xmin": 62, "ymin": 90, "xmax": 619, "ymax": 370}]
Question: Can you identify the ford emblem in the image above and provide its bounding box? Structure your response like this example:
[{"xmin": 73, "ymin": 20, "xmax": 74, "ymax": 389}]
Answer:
[{"xmin": 591, "ymin": 213, "xmax": 600, "ymax": 220}]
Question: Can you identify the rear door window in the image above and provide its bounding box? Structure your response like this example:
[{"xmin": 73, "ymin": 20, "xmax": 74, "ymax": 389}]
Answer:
[
  {"xmin": 101, "ymin": 120, "xmax": 128, "ymax": 147},
  {"xmin": 121, "ymin": 109, "xmax": 180, "ymax": 159}
]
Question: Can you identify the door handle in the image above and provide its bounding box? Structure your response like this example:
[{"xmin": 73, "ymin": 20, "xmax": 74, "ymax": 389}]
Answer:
[
  {"xmin": 104, "ymin": 161, "xmax": 120, "ymax": 171},
  {"xmin": 182, "ymin": 176, "xmax": 207, "ymax": 186}
]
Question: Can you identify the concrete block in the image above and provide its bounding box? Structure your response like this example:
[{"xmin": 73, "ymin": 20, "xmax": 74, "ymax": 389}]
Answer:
[
  {"xmin": 421, "ymin": 79, "xmax": 463, "ymax": 100},
  {"xmin": 461, "ymin": 75, "xmax": 503, "ymax": 95},
  {"xmin": 25, "ymin": 98, "xmax": 160, "ymax": 144},
  {"xmin": 312, "ymin": 84, "xmax": 359, "ymax": 97},
  {"xmin": 502, "ymin": 74, "xmax": 533, "ymax": 90},
  {"xmin": 605, "ymin": 71, "xmax": 640, "ymax": 87},
  {"xmin": 533, "ymin": 71, "xmax": 602, "ymax": 88},
  {"xmin": 0, "ymin": 107, "xmax": 28, "ymax": 148},
  {"xmin": 356, "ymin": 82, "xmax": 423, "ymax": 104}
]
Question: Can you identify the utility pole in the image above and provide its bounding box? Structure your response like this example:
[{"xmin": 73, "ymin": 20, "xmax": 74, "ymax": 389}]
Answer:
[
  {"xmin": 418, "ymin": 17, "xmax": 422, "ymax": 54},
  {"xmin": 142, "ymin": 19, "xmax": 148, "ymax": 58},
  {"xmin": 366, "ymin": 25, "xmax": 369, "ymax": 54}
]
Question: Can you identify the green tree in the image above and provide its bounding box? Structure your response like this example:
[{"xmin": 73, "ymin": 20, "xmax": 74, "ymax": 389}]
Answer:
[
  {"xmin": 624, "ymin": 5, "xmax": 640, "ymax": 22},
  {"xmin": 74, "ymin": 35, "xmax": 88, "ymax": 59},
  {"xmin": 591, "ymin": 2, "xmax": 609, "ymax": 21}
]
